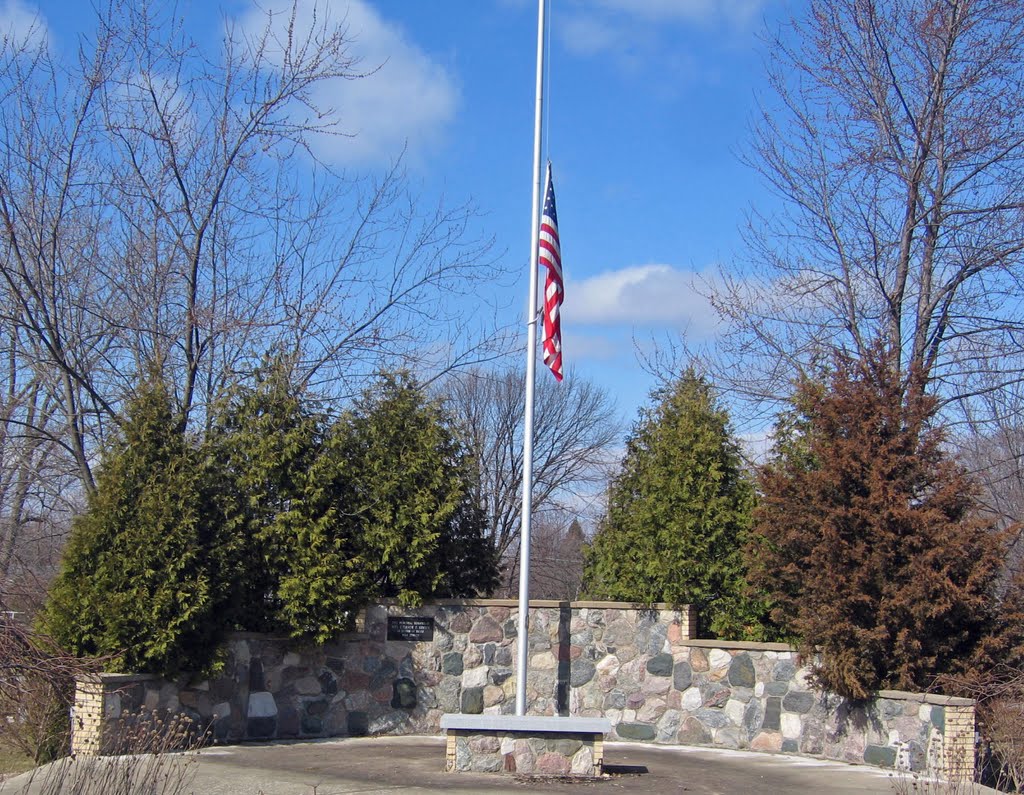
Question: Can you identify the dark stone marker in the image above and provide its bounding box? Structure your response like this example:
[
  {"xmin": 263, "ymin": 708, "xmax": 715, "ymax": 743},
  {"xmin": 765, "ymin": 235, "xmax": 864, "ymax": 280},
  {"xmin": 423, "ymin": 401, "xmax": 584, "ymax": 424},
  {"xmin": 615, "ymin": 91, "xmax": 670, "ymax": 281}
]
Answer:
[
  {"xmin": 763, "ymin": 697, "xmax": 782, "ymax": 731},
  {"xmin": 864, "ymin": 744, "xmax": 898, "ymax": 768},
  {"xmin": 391, "ymin": 677, "xmax": 417, "ymax": 710},
  {"xmin": 646, "ymin": 653, "xmax": 673, "ymax": 677},
  {"xmin": 301, "ymin": 711, "xmax": 324, "ymax": 734},
  {"xmin": 570, "ymin": 659, "xmax": 596, "ymax": 687},
  {"xmin": 764, "ymin": 681, "xmax": 789, "ymax": 697},
  {"xmin": 247, "ymin": 715, "xmax": 276, "ymax": 739},
  {"xmin": 212, "ymin": 716, "xmax": 232, "ymax": 742},
  {"xmin": 387, "ymin": 616, "xmax": 434, "ymax": 642},
  {"xmin": 348, "ymin": 711, "xmax": 369, "ymax": 736},
  {"xmin": 673, "ymin": 661, "xmax": 693, "ymax": 691},
  {"xmin": 461, "ymin": 686, "xmax": 484, "ymax": 714},
  {"xmin": 319, "ymin": 670, "xmax": 338, "ymax": 697},
  {"xmin": 617, "ymin": 722, "xmax": 657, "ymax": 741},
  {"xmin": 442, "ymin": 652, "xmax": 464, "ymax": 676},
  {"xmin": 248, "ymin": 659, "xmax": 265, "ymax": 691},
  {"xmin": 782, "ymin": 691, "xmax": 815, "ymax": 714}
]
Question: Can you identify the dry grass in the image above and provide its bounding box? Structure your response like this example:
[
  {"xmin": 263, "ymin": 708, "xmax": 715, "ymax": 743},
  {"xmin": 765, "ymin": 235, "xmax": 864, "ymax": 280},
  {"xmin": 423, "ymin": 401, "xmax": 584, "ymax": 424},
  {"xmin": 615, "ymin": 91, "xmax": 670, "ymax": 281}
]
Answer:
[
  {"xmin": 1, "ymin": 711, "xmax": 207, "ymax": 795},
  {"xmin": 0, "ymin": 744, "xmax": 35, "ymax": 779}
]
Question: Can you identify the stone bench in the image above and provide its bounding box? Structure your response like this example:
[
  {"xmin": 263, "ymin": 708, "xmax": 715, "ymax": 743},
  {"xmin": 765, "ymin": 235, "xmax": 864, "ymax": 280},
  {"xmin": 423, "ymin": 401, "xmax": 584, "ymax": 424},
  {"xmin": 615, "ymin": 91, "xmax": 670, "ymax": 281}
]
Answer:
[{"xmin": 439, "ymin": 714, "xmax": 611, "ymax": 777}]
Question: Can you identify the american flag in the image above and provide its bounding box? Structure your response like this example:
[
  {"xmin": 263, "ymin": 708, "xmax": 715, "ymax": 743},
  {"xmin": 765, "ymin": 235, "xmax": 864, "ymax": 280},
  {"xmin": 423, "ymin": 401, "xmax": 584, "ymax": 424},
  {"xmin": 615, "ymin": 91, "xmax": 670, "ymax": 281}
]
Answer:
[{"xmin": 539, "ymin": 162, "xmax": 563, "ymax": 381}]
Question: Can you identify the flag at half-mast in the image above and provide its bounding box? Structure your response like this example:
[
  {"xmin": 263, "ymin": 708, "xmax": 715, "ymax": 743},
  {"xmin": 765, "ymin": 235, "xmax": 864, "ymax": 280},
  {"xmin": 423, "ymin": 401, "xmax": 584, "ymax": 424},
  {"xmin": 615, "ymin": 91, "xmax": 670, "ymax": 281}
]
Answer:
[{"xmin": 539, "ymin": 162, "xmax": 563, "ymax": 381}]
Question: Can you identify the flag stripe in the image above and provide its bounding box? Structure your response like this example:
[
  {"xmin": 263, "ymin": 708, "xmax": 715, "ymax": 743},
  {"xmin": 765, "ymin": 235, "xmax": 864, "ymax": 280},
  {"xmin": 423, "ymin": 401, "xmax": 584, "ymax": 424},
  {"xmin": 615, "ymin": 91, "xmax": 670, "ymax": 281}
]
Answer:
[{"xmin": 539, "ymin": 163, "xmax": 563, "ymax": 382}]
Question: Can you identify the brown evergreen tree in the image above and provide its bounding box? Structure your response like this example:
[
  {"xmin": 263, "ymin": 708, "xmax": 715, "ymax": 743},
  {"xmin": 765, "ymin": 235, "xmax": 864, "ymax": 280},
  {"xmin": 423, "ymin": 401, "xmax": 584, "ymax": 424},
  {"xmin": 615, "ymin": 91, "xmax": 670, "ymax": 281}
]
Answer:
[{"xmin": 748, "ymin": 349, "xmax": 1004, "ymax": 700}]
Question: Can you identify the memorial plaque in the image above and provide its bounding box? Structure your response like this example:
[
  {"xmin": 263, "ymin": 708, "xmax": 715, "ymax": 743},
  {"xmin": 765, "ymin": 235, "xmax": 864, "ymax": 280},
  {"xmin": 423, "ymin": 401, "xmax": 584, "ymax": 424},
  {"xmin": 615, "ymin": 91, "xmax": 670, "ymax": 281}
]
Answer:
[{"xmin": 387, "ymin": 616, "xmax": 434, "ymax": 642}]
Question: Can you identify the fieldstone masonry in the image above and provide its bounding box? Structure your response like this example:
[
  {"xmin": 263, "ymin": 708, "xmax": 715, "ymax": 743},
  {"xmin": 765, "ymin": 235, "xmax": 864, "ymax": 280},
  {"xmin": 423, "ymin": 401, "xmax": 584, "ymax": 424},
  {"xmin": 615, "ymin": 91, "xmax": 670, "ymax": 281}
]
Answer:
[{"xmin": 71, "ymin": 599, "xmax": 975, "ymax": 780}]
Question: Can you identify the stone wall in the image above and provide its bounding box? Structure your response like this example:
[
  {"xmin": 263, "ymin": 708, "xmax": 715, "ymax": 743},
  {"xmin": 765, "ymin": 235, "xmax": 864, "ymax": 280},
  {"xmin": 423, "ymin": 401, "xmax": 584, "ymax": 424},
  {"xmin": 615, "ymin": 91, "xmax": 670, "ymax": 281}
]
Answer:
[{"xmin": 71, "ymin": 599, "xmax": 973, "ymax": 777}]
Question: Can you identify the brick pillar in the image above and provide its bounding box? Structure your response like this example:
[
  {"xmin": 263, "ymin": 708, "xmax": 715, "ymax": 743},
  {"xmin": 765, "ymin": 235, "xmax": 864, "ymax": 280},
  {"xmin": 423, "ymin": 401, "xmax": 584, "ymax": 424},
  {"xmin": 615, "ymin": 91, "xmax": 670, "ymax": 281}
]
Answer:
[
  {"xmin": 942, "ymin": 703, "xmax": 976, "ymax": 784},
  {"xmin": 71, "ymin": 676, "xmax": 105, "ymax": 756},
  {"xmin": 678, "ymin": 605, "xmax": 698, "ymax": 640}
]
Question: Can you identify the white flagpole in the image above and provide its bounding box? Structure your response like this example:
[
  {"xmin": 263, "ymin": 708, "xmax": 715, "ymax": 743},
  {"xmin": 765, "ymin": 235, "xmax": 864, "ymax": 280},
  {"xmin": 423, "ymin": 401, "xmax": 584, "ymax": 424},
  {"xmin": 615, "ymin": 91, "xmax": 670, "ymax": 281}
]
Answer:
[{"xmin": 515, "ymin": 0, "xmax": 547, "ymax": 717}]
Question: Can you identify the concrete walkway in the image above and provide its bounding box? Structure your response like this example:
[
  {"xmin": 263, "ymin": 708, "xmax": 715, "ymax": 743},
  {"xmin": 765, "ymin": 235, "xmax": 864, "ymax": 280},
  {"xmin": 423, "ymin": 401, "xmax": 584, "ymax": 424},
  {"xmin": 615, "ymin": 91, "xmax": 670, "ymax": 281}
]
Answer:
[{"xmin": 4, "ymin": 735, "xmax": 996, "ymax": 794}]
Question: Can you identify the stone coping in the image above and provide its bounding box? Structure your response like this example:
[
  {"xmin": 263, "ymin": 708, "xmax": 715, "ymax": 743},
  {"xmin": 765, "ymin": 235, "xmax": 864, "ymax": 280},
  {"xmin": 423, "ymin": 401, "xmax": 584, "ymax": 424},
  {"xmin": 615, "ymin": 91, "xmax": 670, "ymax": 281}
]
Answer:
[
  {"xmin": 440, "ymin": 714, "xmax": 611, "ymax": 734},
  {"xmin": 876, "ymin": 690, "xmax": 975, "ymax": 707},
  {"xmin": 79, "ymin": 672, "xmax": 161, "ymax": 684},
  {"xmin": 677, "ymin": 639, "xmax": 796, "ymax": 651},
  {"xmin": 375, "ymin": 598, "xmax": 691, "ymax": 610},
  {"xmin": 225, "ymin": 631, "xmax": 371, "ymax": 642}
]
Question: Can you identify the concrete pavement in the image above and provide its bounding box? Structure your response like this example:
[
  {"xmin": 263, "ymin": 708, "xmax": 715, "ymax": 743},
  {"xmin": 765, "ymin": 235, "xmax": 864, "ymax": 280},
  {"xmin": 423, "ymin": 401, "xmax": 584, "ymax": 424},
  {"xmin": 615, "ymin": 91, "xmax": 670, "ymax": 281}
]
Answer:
[{"xmin": 4, "ymin": 735, "xmax": 996, "ymax": 794}]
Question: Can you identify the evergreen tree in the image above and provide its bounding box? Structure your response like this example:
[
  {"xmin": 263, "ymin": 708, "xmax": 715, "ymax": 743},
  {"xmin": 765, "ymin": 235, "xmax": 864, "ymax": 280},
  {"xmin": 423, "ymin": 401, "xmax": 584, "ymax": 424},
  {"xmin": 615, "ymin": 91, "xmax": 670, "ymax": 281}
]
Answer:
[
  {"xmin": 337, "ymin": 372, "xmax": 499, "ymax": 605},
  {"xmin": 211, "ymin": 365, "xmax": 497, "ymax": 643},
  {"xmin": 207, "ymin": 356, "xmax": 365, "ymax": 637},
  {"xmin": 583, "ymin": 372, "xmax": 765, "ymax": 638},
  {"xmin": 41, "ymin": 373, "xmax": 224, "ymax": 675},
  {"xmin": 748, "ymin": 350, "xmax": 1003, "ymax": 700}
]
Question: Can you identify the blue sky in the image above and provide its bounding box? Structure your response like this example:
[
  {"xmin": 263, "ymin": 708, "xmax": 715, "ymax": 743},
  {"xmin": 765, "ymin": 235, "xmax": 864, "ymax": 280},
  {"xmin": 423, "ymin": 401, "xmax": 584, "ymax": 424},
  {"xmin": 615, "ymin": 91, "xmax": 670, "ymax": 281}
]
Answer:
[{"xmin": 2, "ymin": 0, "xmax": 789, "ymax": 429}]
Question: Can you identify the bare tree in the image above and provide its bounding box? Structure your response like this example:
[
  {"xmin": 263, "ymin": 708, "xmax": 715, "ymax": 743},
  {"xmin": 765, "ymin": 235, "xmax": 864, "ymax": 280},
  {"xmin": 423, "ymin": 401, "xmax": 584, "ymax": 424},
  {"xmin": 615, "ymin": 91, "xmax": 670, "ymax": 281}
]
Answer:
[
  {"xmin": 441, "ymin": 366, "xmax": 620, "ymax": 592},
  {"xmin": 687, "ymin": 0, "xmax": 1024, "ymax": 430},
  {"xmin": 0, "ymin": 1, "xmax": 509, "ymax": 582},
  {"xmin": 521, "ymin": 515, "xmax": 587, "ymax": 601},
  {"xmin": 958, "ymin": 381, "xmax": 1024, "ymax": 583}
]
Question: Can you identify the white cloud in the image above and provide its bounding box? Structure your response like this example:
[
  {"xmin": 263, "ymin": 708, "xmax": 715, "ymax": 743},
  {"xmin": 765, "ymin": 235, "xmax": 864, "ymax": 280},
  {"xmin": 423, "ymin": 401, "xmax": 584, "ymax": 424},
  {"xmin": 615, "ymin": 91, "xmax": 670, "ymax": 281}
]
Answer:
[
  {"xmin": 559, "ymin": 0, "xmax": 766, "ymax": 68},
  {"xmin": 591, "ymin": 0, "xmax": 765, "ymax": 26},
  {"xmin": 0, "ymin": 0, "xmax": 48, "ymax": 51},
  {"xmin": 561, "ymin": 328, "xmax": 627, "ymax": 362},
  {"xmin": 567, "ymin": 264, "xmax": 719, "ymax": 335},
  {"xmin": 237, "ymin": 0, "xmax": 458, "ymax": 168}
]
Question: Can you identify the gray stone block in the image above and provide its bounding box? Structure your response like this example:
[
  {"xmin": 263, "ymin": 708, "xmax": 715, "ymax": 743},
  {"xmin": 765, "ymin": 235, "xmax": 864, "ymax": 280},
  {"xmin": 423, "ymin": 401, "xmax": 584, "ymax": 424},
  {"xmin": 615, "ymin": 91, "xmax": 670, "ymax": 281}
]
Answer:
[
  {"xmin": 763, "ymin": 697, "xmax": 781, "ymax": 731},
  {"xmin": 764, "ymin": 681, "xmax": 789, "ymax": 697},
  {"xmin": 347, "ymin": 711, "xmax": 368, "ymax": 736},
  {"xmin": 617, "ymin": 722, "xmax": 657, "ymax": 741},
  {"xmin": 743, "ymin": 701, "xmax": 764, "ymax": 740},
  {"xmin": 461, "ymin": 686, "xmax": 484, "ymax": 714},
  {"xmin": 570, "ymin": 659, "xmax": 596, "ymax": 687},
  {"xmin": 678, "ymin": 716, "xmax": 711, "ymax": 745},
  {"xmin": 728, "ymin": 654, "xmax": 756, "ymax": 688},
  {"xmin": 646, "ymin": 653, "xmax": 673, "ymax": 677},
  {"xmin": 772, "ymin": 660, "xmax": 796, "ymax": 682},
  {"xmin": 864, "ymin": 744, "xmax": 897, "ymax": 768},
  {"xmin": 442, "ymin": 652, "xmax": 464, "ymax": 676},
  {"xmin": 695, "ymin": 708, "xmax": 731, "ymax": 729},
  {"xmin": 318, "ymin": 671, "xmax": 338, "ymax": 697},
  {"xmin": 247, "ymin": 715, "xmax": 276, "ymax": 739},
  {"xmin": 877, "ymin": 699, "xmax": 903, "ymax": 721},
  {"xmin": 604, "ymin": 690, "xmax": 626, "ymax": 709},
  {"xmin": 673, "ymin": 661, "xmax": 693, "ymax": 691},
  {"xmin": 783, "ymin": 690, "xmax": 815, "ymax": 714},
  {"xmin": 702, "ymin": 682, "xmax": 731, "ymax": 708}
]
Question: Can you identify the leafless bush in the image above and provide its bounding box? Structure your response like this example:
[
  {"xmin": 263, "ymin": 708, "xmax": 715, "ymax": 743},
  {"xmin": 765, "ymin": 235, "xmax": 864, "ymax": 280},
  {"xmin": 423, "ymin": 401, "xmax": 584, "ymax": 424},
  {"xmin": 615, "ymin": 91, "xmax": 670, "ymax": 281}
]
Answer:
[
  {"xmin": 889, "ymin": 735, "xmax": 982, "ymax": 794},
  {"xmin": 0, "ymin": 610, "xmax": 102, "ymax": 764},
  {"xmin": 939, "ymin": 665, "xmax": 1024, "ymax": 792},
  {"xmin": 6, "ymin": 711, "xmax": 206, "ymax": 795}
]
